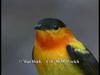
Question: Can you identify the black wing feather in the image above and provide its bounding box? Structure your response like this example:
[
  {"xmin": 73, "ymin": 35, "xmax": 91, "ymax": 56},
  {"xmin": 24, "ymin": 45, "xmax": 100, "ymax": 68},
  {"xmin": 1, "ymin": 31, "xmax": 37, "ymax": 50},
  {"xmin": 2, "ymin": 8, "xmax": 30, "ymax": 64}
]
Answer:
[
  {"xmin": 32, "ymin": 47, "xmax": 35, "ymax": 60},
  {"xmin": 67, "ymin": 45, "xmax": 99, "ymax": 75}
]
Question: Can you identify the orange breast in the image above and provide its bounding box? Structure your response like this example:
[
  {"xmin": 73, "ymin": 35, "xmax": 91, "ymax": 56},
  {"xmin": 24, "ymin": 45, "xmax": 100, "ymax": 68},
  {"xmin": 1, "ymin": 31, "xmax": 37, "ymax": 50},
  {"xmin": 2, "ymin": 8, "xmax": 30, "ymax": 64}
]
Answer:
[
  {"xmin": 35, "ymin": 28, "xmax": 74, "ymax": 50},
  {"xmin": 36, "ymin": 33, "xmax": 69, "ymax": 50}
]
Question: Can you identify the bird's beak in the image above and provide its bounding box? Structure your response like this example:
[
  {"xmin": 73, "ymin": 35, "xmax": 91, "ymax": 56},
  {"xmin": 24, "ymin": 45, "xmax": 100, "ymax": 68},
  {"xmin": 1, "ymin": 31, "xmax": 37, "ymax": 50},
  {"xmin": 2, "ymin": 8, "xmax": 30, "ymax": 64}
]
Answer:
[{"xmin": 33, "ymin": 24, "xmax": 41, "ymax": 30}]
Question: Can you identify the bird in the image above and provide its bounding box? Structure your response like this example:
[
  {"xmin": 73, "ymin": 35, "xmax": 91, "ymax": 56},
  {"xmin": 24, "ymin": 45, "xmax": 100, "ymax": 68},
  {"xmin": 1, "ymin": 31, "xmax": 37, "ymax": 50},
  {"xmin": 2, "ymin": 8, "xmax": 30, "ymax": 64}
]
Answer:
[{"xmin": 32, "ymin": 18, "xmax": 99, "ymax": 75}]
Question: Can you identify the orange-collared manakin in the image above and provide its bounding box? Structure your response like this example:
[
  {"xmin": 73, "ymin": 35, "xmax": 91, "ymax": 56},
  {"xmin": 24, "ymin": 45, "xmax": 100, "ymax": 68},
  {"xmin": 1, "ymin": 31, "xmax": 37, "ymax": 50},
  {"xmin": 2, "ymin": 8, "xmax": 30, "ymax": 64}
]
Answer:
[{"xmin": 32, "ymin": 18, "xmax": 99, "ymax": 75}]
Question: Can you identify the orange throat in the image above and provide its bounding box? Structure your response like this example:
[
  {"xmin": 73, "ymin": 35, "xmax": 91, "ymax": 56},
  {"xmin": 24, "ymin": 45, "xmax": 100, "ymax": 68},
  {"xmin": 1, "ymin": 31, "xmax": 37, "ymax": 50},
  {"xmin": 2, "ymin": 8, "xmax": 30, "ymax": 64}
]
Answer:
[{"xmin": 35, "ymin": 30, "xmax": 72, "ymax": 50}]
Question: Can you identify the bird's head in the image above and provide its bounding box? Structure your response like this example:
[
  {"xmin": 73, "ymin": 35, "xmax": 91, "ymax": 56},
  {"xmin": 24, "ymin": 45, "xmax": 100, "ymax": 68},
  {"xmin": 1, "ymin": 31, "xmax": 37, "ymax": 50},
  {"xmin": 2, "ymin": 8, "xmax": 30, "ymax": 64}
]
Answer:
[{"xmin": 34, "ymin": 18, "xmax": 75, "ymax": 49}]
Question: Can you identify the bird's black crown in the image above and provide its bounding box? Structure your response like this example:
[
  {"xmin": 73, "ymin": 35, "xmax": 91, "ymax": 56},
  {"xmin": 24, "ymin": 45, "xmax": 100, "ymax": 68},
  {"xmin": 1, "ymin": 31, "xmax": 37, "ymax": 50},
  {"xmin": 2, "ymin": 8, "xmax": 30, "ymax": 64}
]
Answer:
[{"xmin": 34, "ymin": 18, "xmax": 66, "ymax": 30}]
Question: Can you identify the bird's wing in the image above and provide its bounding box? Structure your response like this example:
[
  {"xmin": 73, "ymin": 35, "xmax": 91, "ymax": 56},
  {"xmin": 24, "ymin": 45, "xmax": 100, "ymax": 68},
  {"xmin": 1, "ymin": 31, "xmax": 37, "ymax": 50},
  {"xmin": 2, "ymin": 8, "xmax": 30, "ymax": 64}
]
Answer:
[
  {"xmin": 66, "ymin": 45, "xmax": 99, "ymax": 75},
  {"xmin": 32, "ymin": 47, "xmax": 35, "ymax": 60}
]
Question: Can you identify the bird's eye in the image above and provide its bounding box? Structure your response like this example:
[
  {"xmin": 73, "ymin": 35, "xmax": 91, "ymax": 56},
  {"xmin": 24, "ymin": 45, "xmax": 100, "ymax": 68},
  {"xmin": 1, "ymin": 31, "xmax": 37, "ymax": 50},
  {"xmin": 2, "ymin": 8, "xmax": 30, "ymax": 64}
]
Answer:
[{"xmin": 53, "ymin": 25, "xmax": 59, "ymax": 30}]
